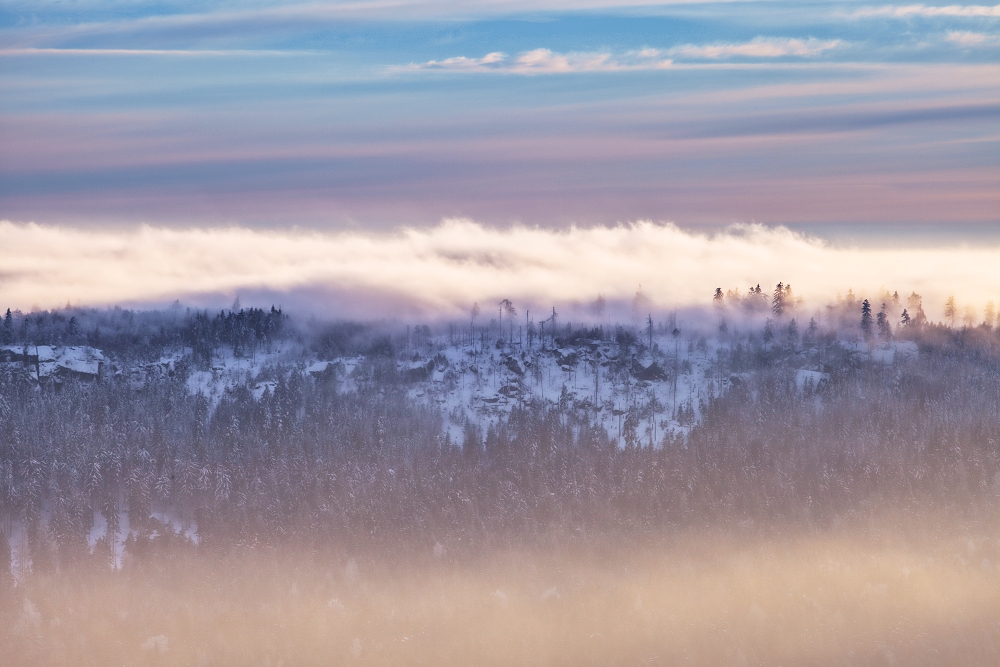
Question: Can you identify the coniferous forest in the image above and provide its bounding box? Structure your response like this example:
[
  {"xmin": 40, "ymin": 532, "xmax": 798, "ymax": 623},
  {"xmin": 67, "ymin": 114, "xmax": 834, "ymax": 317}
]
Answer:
[{"xmin": 3, "ymin": 292, "xmax": 1000, "ymax": 666}]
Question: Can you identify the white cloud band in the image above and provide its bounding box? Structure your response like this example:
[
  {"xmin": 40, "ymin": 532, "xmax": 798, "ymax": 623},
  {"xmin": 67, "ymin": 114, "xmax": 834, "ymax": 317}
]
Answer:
[
  {"xmin": 406, "ymin": 38, "xmax": 842, "ymax": 74},
  {"xmin": 1, "ymin": 219, "xmax": 998, "ymax": 321},
  {"xmin": 408, "ymin": 48, "xmax": 672, "ymax": 74},
  {"xmin": 855, "ymin": 4, "xmax": 1000, "ymax": 17},
  {"xmin": 669, "ymin": 37, "xmax": 842, "ymax": 59}
]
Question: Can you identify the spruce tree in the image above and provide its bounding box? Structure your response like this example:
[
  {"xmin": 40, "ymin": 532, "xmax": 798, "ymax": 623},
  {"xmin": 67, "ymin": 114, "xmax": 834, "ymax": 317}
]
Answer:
[
  {"xmin": 2, "ymin": 308, "xmax": 12, "ymax": 345},
  {"xmin": 877, "ymin": 303, "xmax": 891, "ymax": 340},
  {"xmin": 786, "ymin": 318, "xmax": 798, "ymax": 345},
  {"xmin": 861, "ymin": 299, "xmax": 873, "ymax": 340},
  {"xmin": 944, "ymin": 296, "xmax": 957, "ymax": 327},
  {"xmin": 803, "ymin": 317, "xmax": 818, "ymax": 347},
  {"xmin": 772, "ymin": 282, "xmax": 786, "ymax": 317},
  {"xmin": 905, "ymin": 292, "xmax": 924, "ymax": 326}
]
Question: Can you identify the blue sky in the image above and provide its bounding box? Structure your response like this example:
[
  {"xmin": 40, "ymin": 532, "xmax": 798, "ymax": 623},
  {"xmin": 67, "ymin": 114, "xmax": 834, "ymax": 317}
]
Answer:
[{"xmin": 1, "ymin": 0, "xmax": 997, "ymax": 232}]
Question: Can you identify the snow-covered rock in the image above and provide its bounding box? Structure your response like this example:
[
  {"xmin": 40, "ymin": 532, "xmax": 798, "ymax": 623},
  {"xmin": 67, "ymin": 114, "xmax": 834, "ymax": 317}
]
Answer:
[
  {"xmin": 795, "ymin": 368, "xmax": 830, "ymax": 392},
  {"xmin": 1, "ymin": 344, "xmax": 106, "ymax": 381}
]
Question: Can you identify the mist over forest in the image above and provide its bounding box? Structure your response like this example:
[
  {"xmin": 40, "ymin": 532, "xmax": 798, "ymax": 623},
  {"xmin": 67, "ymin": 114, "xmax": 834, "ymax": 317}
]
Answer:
[
  {"xmin": 5, "ymin": 0, "xmax": 999, "ymax": 660},
  {"xmin": 3, "ymin": 285, "xmax": 1000, "ymax": 665}
]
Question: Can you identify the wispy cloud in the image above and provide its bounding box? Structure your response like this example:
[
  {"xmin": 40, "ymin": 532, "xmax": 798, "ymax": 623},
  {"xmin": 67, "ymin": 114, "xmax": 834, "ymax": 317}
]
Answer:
[
  {"xmin": 405, "ymin": 38, "xmax": 842, "ymax": 74},
  {"xmin": 945, "ymin": 30, "xmax": 1000, "ymax": 45},
  {"xmin": 855, "ymin": 4, "xmax": 1000, "ymax": 18},
  {"xmin": 408, "ymin": 48, "xmax": 672, "ymax": 74},
  {"xmin": 417, "ymin": 51, "xmax": 509, "ymax": 70},
  {"xmin": 1, "ymin": 219, "xmax": 997, "ymax": 319},
  {"xmin": 0, "ymin": 0, "xmax": 744, "ymax": 51},
  {"xmin": 669, "ymin": 37, "xmax": 843, "ymax": 60},
  {"xmin": 0, "ymin": 48, "xmax": 315, "ymax": 57}
]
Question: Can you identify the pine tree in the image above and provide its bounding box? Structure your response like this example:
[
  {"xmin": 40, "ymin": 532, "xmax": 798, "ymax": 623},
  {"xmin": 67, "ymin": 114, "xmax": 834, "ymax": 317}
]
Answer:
[
  {"xmin": 500, "ymin": 299, "xmax": 516, "ymax": 343},
  {"xmin": 907, "ymin": 292, "xmax": 927, "ymax": 326},
  {"xmin": 803, "ymin": 317, "xmax": 818, "ymax": 346},
  {"xmin": 713, "ymin": 288, "xmax": 726, "ymax": 333},
  {"xmin": 66, "ymin": 316, "xmax": 81, "ymax": 341},
  {"xmin": 2, "ymin": 308, "xmax": 12, "ymax": 345},
  {"xmin": 877, "ymin": 303, "xmax": 891, "ymax": 340},
  {"xmin": 985, "ymin": 301, "xmax": 995, "ymax": 328},
  {"xmin": 944, "ymin": 296, "xmax": 957, "ymax": 327},
  {"xmin": 861, "ymin": 299, "xmax": 873, "ymax": 340},
  {"xmin": 745, "ymin": 284, "xmax": 767, "ymax": 313},
  {"xmin": 772, "ymin": 282, "xmax": 786, "ymax": 317},
  {"xmin": 470, "ymin": 302, "xmax": 480, "ymax": 351},
  {"xmin": 900, "ymin": 309, "xmax": 911, "ymax": 326},
  {"xmin": 0, "ymin": 525, "xmax": 10, "ymax": 590}
]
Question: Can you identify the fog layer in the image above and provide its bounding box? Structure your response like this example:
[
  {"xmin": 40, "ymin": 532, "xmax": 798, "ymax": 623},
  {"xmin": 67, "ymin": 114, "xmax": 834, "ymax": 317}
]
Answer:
[{"xmin": 1, "ymin": 219, "xmax": 998, "ymax": 318}]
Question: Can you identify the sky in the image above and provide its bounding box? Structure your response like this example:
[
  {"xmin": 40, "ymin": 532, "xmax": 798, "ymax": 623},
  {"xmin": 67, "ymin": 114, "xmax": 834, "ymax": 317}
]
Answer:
[{"xmin": 0, "ymin": 0, "xmax": 998, "ymax": 316}]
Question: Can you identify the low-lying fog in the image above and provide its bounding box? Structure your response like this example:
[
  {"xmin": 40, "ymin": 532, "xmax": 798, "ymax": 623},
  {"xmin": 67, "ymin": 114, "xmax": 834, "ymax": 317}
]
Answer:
[{"xmin": 2, "ymin": 299, "xmax": 1000, "ymax": 665}]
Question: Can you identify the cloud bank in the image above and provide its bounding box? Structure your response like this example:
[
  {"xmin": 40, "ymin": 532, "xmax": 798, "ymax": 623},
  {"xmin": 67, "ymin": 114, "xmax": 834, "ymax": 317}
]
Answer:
[{"xmin": 1, "ymin": 219, "xmax": 998, "ymax": 321}]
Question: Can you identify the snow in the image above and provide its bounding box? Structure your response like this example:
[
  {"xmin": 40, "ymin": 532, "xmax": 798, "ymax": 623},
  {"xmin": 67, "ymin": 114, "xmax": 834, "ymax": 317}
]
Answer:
[
  {"xmin": 393, "ymin": 334, "xmax": 720, "ymax": 446},
  {"xmin": 6, "ymin": 520, "xmax": 29, "ymax": 583},
  {"xmin": 86, "ymin": 509, "xmax": 133, "ymax": 569},
  {"xmin": 2, "ymin": 328, "xmax": 927, "ymax": 471},
  {"xmin": 0, "ymin": 344, "xmax": 105, "ymax": 381},
  {"xmin": 150, "ymin": 509, "xmax": 200, "ymax": 545},
  {"xmin": 844, "ymin": 340, "xmax": 920, "ymax": 364},
  {"xmin": 0, "ymin": 326, "xmax": 937, "ymax": 580},
  {"xmin": 87, "ymin": 509, "xmax": 108, "ymax": 550},
  {"xmin": 93, "ymin": 331, "xmax": 733, "ymax": 447},
  {"xmin": 306, "ymin": 360, "xmax": 331, "ymax": 375},
  {"xmin": 183, "ymin": 340, "xmax": 301, "ymax": 405},
  {"xmin": 795, "ymin": 369, "xmax": 830, "ymax": 392}
]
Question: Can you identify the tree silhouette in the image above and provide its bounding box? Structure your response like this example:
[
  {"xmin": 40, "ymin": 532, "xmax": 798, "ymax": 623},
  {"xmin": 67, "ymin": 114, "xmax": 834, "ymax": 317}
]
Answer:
[
  {"xmin": 944, "ymin": 296, "xmax": 957, "ymax": 327},
  {"xmin": 877, "ymin": 303, "xmax": 892, "ymax": 340},
  {"xmin": 471, "ymin": 302, "xmax": 480, "ymax": 351},
  {"xmin": 906, "ymin": 292, "xmax": 927, "ymax": 327},
  {"xmin": 861, "ymin": 299, "xmax": 873, "ymax": 340},
  {"xmin": 714, "ymin": 288, "xmax": 727, "ymax": 332},
  {"xmin": 2, "ymin": 308, "xmax": 12, "ymax": 345},
  {"xmin": 772, "ymin": 282, "xmax": 791, "ymax": 318},
  {"xmin": 500, "ymin": 299, "xmax": 516, "ymax": 344},
  {"xmin": 745, "ymin": 284, "xmax": 768, "ymax": 313},
  {"xmin": 803, "ymin": 317, "xmax": 818, "ymax": 347}
]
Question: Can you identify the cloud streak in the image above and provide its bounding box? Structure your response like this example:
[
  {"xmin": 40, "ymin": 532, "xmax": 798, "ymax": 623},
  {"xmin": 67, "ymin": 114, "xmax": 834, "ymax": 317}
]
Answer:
[
  {"xmin": 406, "ymin": 39, "xmax": 842, "ymax": 74},
  {"xmin": 855, "ymin": 3, "xmax": 1000, "ymax": 17},
  {"xmin": 945, "ymin": 30, "xmax": 1000, "ymax": 45},
  {"xmin": 0, "ymin": 48, "xmax": 316, "ymax": 57},
  {"xmin": 408, "ymin": 48, "xmax": 672, "ymax": 73},
  {"xmin": 1, "ymin": 219, "xmax": 998, "ymax": 320},
  {"xmin": 669, "ymin": 37, "xmax": 843, "ymax": 59}
]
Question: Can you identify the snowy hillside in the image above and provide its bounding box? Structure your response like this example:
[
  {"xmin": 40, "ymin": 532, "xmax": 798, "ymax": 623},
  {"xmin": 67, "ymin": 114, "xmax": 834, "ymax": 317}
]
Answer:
[{"xmin": 2, "ymin": 325, "xmax": 924, "ymax": 454}]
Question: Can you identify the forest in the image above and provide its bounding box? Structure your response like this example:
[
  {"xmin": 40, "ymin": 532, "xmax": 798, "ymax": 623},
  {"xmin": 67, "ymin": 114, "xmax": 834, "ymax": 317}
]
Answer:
[{"xmin": 2, "ymin": 291, "xmax": 1000, "ymax": 666}]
